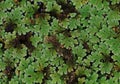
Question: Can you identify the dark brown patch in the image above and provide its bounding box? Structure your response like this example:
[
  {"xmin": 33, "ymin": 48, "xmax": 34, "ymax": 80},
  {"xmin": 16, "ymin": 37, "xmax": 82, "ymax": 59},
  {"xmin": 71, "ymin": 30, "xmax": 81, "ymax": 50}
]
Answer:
[
  {"xmin": 114, "ymin": 64, "xmax": 120, "ymax": 72},
  {"xmin": 82, "ymin": 41, "xmax": 91, "ymax": 55},
  {"xmin": 57, "ymin": 47, "xmax": 73, "ymax": 62},
  {"xmin": 14, "ymin": 0, "xmax": 21, "ymax": 4},
  {"xmin": 5, "ymin": 22, "xmax": 17, "ymax": 33},
  {"xmin": 0, "ymin": 0, "xmax": 3, "ymax": 2},
  {"xmin": 45, "ymin": 35, "xmax": 74, "ymax": 63},
  {"xmin": 109, "ymin": 3, "xmax": 120, "ymax": 11},
  {"xmin": 33, "ymin": 1, "xmax": 78, "ymax": 20},
  {"xmin": 106, "ymin": 0, "xmax": 120, "ymax": 11},
  {"xmin": 56, "ymin": 0, "xmax": 77, "ymax": 14},
  {"xmin": 4, "ymin": 65, "xmax": 15, "ymax": 80},
  {"xmin": 48, "ymin": 10, "xmax": 68, "ymax": 21},
  {"xmin": 82, "ymin": 41, "xmax": 92, "ymax": 60},
  {"xmin": 83, "ymin": 42, "xmax": 89, "ymax": 50},
  {"xmin": 56, "ymin": 29, "xmax": 71, "ymax": 37},
  {"xmin": 0, "ymin": 38, "xmax": 6, "ymax": 50},
  {"xmin": 57, "ymin": 13, "xmax": 68, "ymax": 20},
  {"xmin": 49, "ymin": 0, "xmax": 78, "ymax": 20},
  {"xmin": 48, "ymin": 10, "xmax": 58, "ymax": 18},
  {"xmin": 64, "ymin": 71, "xmax": 78, "ymax": 84},
  {"xmin": 48, "ymin": 0, "xmax": 78, "ymax": 20},
  {"xmin": 45, "ymin": 35, "xmax": 61, "ymax": 48},
  {"xmin": 11, "ymin": 32, "xmax": 35, "ymax": 51},
  {"xmin": 112, "ymin": 26, "xmax": 120, "ymax": 33},
  {"xmin": 41, "ymin": 66, "xmax": 50, "ymax": 84},
  {"xmin": 100, "ymin": 53, "xmax": 114, "ymax": 63},
  {"xmin": 33, "ymin": 2, "xmax": 46, "ymax": 19},
  {"xmin": 29, "ymin": 18, "xmax": 35, "ymax": 25},
  {"xmin": 62, "ymin": 29, "xmax": 71, "ymax": 37}
]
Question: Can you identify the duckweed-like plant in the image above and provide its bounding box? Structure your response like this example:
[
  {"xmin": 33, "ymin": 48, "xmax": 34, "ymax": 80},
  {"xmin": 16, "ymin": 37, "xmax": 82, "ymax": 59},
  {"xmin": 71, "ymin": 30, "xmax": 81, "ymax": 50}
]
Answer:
[{"xmin": 0, "ymin": 0, "xmax": 120, "ymax": 84}]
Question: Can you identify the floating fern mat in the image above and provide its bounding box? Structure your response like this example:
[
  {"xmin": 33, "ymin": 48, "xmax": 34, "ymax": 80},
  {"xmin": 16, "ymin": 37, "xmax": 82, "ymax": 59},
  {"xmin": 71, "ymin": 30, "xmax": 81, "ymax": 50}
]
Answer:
[{"xmin": 0, "ymin": 0, "xmax": 120, "ymax": 84}]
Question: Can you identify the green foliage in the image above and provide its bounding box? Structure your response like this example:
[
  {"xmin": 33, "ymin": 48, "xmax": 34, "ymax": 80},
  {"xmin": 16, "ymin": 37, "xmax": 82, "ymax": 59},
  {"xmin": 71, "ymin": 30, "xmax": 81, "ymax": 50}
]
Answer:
[
  {"xmin": 72, "ymin": 0, "xmax": 88, "ymax": 9},
  {"xmin": 111, "ymin": 0, "xmax": 120, "ymax": 5},
  {"xmin": 0, "ymin": 0, "xmax": 120, "ymax": 84}
]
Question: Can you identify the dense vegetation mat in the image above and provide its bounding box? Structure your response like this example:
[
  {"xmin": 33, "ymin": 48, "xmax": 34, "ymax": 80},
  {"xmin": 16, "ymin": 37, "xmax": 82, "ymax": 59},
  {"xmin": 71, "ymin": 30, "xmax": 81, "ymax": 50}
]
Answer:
[{"xmin": 0, "ymin": 0, "xmax": 120, "ymax": 84}]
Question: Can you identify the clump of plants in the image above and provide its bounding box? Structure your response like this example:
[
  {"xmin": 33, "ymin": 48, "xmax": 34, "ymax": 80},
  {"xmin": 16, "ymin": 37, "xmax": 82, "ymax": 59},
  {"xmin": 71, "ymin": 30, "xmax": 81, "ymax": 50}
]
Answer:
[{"xmin": 0, "ymin": 0, "xmax": 120, "ymax": 84}]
